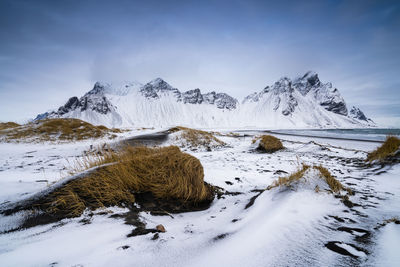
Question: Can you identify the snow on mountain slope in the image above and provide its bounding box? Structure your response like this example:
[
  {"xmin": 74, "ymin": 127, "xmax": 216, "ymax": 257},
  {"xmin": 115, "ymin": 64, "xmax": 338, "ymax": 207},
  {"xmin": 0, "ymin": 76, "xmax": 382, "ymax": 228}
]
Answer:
[{"xmin": 35, "ymin": 73, "xmax": 374, "ymax": 129}]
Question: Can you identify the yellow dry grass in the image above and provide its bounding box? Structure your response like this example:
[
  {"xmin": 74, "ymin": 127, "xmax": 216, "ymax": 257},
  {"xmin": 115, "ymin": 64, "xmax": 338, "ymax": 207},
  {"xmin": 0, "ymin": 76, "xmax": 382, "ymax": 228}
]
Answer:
[
  {"xmin": 1, "ymin": 118, "xmax": 121, "ymax": 142},
  {"xmin": 257, "ymin": 135, "xmax": 284, "ymax": 153},
  {"xmin": 169, "ymin": 126, "xmax": 226, "ymax": 149},
  {"xmin": 313, "ymin": 165, "xmax": 346, "ymax": 193},
  {"xmin": 267, "ymin": 164, "xmax": 310, "ymax": 190},
  {"xmin": 0, "ymin": 122, "xmax": 20, "ymax": 130},
  {"xmin": 367, "ymin": 136, "xmax": 400, "ymax": 162},
  {"xmin": 267, "ymin": 164, "xmax": 346, "ymax": 193},
  {"xmin": 40, "ymin": 146, "xmax": 214, "ymax": 218}
]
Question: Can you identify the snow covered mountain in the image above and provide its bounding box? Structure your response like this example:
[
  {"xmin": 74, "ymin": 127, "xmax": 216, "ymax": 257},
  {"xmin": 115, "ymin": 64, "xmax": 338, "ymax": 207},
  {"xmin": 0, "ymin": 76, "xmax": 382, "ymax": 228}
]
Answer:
[{"xmin": 35, "ymin": 72, "xmax": 374, "ymax": 129}]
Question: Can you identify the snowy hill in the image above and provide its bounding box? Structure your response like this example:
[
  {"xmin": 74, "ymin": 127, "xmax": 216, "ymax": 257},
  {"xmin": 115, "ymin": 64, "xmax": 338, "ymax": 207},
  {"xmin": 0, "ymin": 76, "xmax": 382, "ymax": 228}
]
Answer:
[{"xmin": 35, "ymin": 72, "xmax": 374, "ymax": 128}]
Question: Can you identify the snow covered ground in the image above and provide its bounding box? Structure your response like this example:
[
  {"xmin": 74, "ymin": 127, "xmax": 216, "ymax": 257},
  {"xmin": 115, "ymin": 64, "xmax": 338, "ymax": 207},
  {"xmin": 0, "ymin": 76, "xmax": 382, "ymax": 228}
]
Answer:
[{"xmin": 0, "ymin": 129, "xmax": 399, "ymax": 266}]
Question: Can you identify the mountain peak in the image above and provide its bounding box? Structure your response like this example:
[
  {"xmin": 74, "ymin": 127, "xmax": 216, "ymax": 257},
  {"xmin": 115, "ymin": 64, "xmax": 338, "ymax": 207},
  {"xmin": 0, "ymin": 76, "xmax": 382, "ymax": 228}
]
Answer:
[
  {"xmin": 350, "ymin": 106, "xmax": 370, "ymax": 121},
  {"xmin": 272, "ymin": 77, "xmax": 293, "ymax": 94},
  {"xmin": 148, "ymin": 77, "xmax": 169, "ymax": 87},
  {"xmin": 276, "ymin": 76, "xmax": 291, "ymax": 84},
  {"xmin": 302, "ymin": 70, "xmax": 318, "ymax": 78},
  {"xmin": 86, "ymin": 82, "xmax": 106, "ymax": 95},
  {"xmin": 89, "ymin": 81, "xmax": 142, "ymax": 96},
  {"xmin": 293, "ymin": 71, "xmax": 321, "ymax": 96},
  {"xmin": 302, "ymin": 71, "xmax": 320, "ymax": 86},
  {"xmin": 141, "ymin": 78, "xmax": 180, "ymax": 99},
  {"xmin": 146, "ymin": 78, "xmax": 173, "ymax": 89}
]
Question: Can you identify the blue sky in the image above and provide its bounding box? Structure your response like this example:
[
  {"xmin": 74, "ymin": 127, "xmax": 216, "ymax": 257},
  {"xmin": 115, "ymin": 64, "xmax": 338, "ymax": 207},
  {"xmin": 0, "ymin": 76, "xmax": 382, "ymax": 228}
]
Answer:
[{"xmin": 0, "ymin": 0, "xmax": 399, "ymax": 126}]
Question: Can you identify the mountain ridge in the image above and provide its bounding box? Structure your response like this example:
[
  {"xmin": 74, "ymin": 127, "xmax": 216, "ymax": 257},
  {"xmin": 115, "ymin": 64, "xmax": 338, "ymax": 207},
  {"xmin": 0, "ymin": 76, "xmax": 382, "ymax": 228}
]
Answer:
[{"xmin": 35, "ymin": 72, "xmax": 375, "ymax": 129}]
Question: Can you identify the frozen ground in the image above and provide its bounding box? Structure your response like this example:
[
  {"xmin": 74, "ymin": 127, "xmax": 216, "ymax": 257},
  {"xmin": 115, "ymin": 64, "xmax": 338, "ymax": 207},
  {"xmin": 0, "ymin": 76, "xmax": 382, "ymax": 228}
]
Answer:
[{"xmin": 0, "ymin": 129, "xmax": 399, "ymax": 266}]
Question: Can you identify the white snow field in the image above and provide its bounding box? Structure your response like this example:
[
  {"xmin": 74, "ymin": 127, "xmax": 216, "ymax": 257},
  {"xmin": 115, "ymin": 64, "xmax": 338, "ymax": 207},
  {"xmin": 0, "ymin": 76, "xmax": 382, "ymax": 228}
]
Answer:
[{"xmin": 0, "ymin": 129, "xmax": 399, "ymax": 267}]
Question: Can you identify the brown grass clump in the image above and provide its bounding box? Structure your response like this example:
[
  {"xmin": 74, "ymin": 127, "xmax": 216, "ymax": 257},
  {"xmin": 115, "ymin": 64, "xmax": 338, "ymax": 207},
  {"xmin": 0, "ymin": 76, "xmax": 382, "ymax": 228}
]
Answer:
[
  {"xmin": 257, "ymin": 135, "xmax": 284, "ymax": 153},
  {"xmin": 38, "ymin": 146, "xmax": 214, "ymax": 218},
  {"xmin": 0, "ymin": 118, "xmax": 121, "ymax": 142},
  {"xmin": 169, "ymin": 126, "xmax": 226, "ymax": 150},
  {"xmin": 267, "ymin": 164, "xmax": 310, "ymax": 190},
  {"xmin": 313, "ymin": 165, "xmax": 345, "ymax": 193},
  {"xmin": 0, "ymin": 122, "xmax": 20, "ymax": 130},
  {"xmin": 267, "ymin": 164, "xmax": 347, "ymax": 194},
  {"xmin": 383, "ymin": 217, "xmax": 400, "ymax": 225},
  {"xmin": 367, "ymin": 136, "xmax": 400, "ymax": 162},
  {"xmin": 375, "ymin": 217, "xmax": 400, "ymax": 229}
]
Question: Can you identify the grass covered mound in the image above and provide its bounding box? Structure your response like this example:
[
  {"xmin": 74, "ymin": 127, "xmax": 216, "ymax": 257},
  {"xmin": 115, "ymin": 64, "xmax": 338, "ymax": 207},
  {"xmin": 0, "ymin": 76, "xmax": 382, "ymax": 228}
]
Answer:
[
  {"xmin": 267, "ymin": 164, "xmax": 310, "ymax": 190},
  {"xmin": 267, "ymin": 164, "xmax": 348, "ymax": 194},
  {"xmin": 313, "ymin": 165, "xmax": 347, "ymax": 193},
  {"xmin": 256, "ymin": 135, "xmax": 284, "ymax": 153},
  {"xmin": 0, "ymin": 122, "xmax": 20, "ymax": 130},
  {"xmin": 168, "ymin": 126, "xmax": 226, "ymax": 151},
  {"xmin": 28, "ymin": 146, "xmax": 214, "ymax": 219},
  {"xmin": 367, "ymin": 136, "xmax": 400, "ymax": 162},
  {"xmin": 0, "ymin": 118, "xmax": 122, "ymax": 142}
]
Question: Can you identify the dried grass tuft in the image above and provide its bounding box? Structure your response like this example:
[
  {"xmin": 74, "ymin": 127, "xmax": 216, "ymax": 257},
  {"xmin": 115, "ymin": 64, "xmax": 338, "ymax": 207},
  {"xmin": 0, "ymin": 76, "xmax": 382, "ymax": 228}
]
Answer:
[
  {"xmin": 257, "ymin": 135, "xmax": 284, "ymax": 153},
  {"xmin": 267, "ymin": 164, "xmax": 310, "ymax": 190},
  {"xmin": 267, "ymin": 164, "xmax": 347, "ymax": 194},
  {"xmin": 383, "ymin": 217, "xmax": 400, "ymax": 225},
  {"xmin": 367, "ymin": 136, "xmax": 400, "ymax": 162},
  {"xmin": 39, "ymin": 146, "xmax": 214, "ymax": 218},
  {"xmin": 313, "ymin": 165, "xmax": 345, "ymax": 193},
  {"xmin": 0, "ymin": 122, "xmax": 20, "ymax": 130}
]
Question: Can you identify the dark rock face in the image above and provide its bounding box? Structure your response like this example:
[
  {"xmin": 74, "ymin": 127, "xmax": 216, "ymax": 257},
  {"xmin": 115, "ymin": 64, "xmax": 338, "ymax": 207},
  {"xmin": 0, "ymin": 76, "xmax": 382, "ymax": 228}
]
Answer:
[
  {"xmin": 182, "ymin": 89, "xmax": 203, "ymax": 104},
  {"xmin": 34, "ymin": 112, "xmax": 50, "ymax": 121},
  {"xmin": 293, "ymin": 71, "xmax": 321, "ymax": 96},
  {"xmin": 203, "ymin": 92, "xmax": 217, "ymax": 104},
  {"xmin": 244, "ymin": 77, "xmax": 299, "ymax": 116},
  {"xmin": 244, "ymin": 71, "xmax": 352, "ymax": 117},
  {"xmin": 271, "ymin": 78, "xmax": 298, "ymax": 116},
  {"xmin": 282, "ymin": 94, "xmax": 298, "ymax": 116},
  {"xmin": 140, "ymin": 78, "xmax": 238, "ymax": 109},
  {"xmin": 203, "ymin": 92, "xmax": 238, "ymax": 110},
  {"xmin": 215, "ymin": 93, "xmax": 238, "ymax": 110},
  {"xmin": 350, "ymin": 106, "xmax": 369, "ymax": 121},
  {"xmin": 320, "ymin": 98, "xmax": 348, "ymax": 116},
  {"xmin": 79, "ymin": 94, "xmax": 112, "ymax": 114},
  {"xmin": 57, "ymin": 97, "xmax": 80, "ymax": 115},
  {"xmin": 35, "ymin": 83, "xmax": 116, "ymax": 120},
  {"xmin": 88, "ymin": 82, "xmax": 106, "ymax": 95},
  {"xmin": 294, "ymin": 72, "xmax": 348, "ymax": 116}
]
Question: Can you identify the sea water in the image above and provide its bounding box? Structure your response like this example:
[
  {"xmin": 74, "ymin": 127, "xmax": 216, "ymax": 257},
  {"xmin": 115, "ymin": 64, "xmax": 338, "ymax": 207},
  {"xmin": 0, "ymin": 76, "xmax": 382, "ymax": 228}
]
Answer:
[{"xmin": 273, "ymin": 128, "xmax": 400, "ymax": 142}]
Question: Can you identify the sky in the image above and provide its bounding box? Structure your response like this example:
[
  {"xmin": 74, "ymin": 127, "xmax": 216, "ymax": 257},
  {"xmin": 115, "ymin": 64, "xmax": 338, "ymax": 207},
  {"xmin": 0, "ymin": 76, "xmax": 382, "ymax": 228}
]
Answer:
[{"xmin": 0, "ymin": 0, "xmax": 399, "ymax": 126}]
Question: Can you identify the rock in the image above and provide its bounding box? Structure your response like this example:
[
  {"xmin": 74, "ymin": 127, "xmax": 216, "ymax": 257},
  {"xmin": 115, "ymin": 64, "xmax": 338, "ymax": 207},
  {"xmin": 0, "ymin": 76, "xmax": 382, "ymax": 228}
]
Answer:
[
  {"xmin": 349, "ymin": 106, "xmax": 370, "ymax": 121},
  {"xmin": 140, "ymin": 78, "xmax": 181, "ymax": 99},
  {"xmin": 35, "ymin": 82, "xmax": 117, "ymax": 119},
  {"xmin": 156, "ymin": 224, "xmax": 166, "ymax": 233},
  {"xmin": 182, "ymin": 89, "xmax": 203, "ymax": 104},
  {"xmin": 293, "ymin": 71, "xmax": 321, "ymax": 96},
  {"xmin": 57, "ymin": 97, "xmax": 80, "ymax": 115},
  {"xmin": 272, "ymin": 78, "xmax": 298, "ymax": 116},
  {"xmin": 203, "ymin": 91, "xmax": 238, "ymax": 110},
  {"xmin": 293, "ymin": 71, "xmax": 348, "ymax": 115}
]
